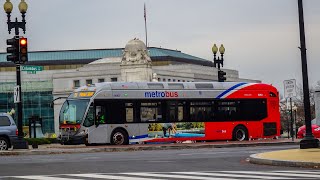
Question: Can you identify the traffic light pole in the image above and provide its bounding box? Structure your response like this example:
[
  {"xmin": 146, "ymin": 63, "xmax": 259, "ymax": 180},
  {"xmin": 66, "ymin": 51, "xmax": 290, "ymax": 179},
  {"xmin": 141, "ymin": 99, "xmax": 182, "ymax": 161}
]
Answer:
[
  {"xmin": 11, "ymin": 62, "xmax": 28, "ymax": 149},
  {"xmin": 298, "ymin": 0, "xmax": 319, "ymax": 149},
  {"xmin": 4, "ymin": 1, "xmax": 29, "ymax": 149},
  {"xmin": 16, "ymin": 64, "xmax": 23, "ymax": 138}
]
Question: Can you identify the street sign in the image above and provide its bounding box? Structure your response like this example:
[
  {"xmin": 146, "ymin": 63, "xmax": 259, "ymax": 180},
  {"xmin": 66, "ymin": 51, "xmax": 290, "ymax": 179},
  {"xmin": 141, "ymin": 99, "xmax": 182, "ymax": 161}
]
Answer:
[
  {"xmin": 21, "ymin": 65, "xmax": 43, "ymax": 74},
  {"xmin": 284, "ymin": 79, "xmax": 297, "ymax": 98},
  {"xmin": 14, "ymin": 86, "xmax": 20, "ymax": 103}
]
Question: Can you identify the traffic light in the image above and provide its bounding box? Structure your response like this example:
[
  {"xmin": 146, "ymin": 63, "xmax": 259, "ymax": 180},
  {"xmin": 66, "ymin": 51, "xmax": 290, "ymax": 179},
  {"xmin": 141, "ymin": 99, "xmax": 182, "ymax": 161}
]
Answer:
[
  {"xmin": 6, "ymin": 37, "xmax": 19, "ymax": 62},
  {"xmin": 218, "ymin": 70, "xmax": 227, "ymax": 82},
  {"xmin": 19, "ymin": 37, "xmax": 28, "ymax": 63}
]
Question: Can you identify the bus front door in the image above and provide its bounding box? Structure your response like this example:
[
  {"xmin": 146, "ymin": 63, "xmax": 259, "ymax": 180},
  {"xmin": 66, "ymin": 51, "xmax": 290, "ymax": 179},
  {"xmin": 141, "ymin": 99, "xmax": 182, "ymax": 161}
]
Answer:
[{"xmin": 86, "ymin": 105, "xmax": 109, "ymax": 144}]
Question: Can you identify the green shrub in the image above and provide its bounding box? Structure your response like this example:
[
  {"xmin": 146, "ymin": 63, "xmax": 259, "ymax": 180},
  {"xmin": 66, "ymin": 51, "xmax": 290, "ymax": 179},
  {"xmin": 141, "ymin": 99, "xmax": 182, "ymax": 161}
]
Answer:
[{"xmin": 25, "ymin": 138, "xmax": 59, "ymax": 145}]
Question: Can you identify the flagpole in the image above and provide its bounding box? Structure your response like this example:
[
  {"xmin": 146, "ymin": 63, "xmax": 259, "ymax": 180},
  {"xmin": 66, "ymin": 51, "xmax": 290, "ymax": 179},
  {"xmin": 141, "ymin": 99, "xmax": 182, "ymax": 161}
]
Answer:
[{"xmin": 144, "ymin": 3, "xmax": 148, "ymax": 48}]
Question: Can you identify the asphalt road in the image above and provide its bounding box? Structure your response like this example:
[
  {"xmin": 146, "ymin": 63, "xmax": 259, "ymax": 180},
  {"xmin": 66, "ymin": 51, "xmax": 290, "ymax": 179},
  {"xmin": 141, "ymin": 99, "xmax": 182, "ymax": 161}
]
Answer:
[{"xmin": 0, "ymin": 144, "xmax": 319, "ymax": 179}]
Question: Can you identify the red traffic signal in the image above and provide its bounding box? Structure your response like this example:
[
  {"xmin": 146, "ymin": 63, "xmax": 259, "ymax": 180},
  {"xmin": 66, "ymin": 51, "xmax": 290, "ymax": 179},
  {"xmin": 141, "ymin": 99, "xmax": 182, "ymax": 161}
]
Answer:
[{"xmin": 19, "ymin": 37, "xmax": 28, "ymax": 63}]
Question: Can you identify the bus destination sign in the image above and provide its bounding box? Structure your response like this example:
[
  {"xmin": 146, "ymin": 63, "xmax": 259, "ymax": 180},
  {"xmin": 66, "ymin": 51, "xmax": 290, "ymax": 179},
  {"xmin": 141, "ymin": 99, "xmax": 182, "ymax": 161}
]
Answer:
[{"xmin": 73, "ymin": 91, "xmax": 95, "ymax": 98}]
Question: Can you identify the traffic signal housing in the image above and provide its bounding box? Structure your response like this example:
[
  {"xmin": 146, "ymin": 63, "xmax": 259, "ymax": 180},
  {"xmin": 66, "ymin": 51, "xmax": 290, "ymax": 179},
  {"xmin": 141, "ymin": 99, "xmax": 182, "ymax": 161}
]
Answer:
[
  {"xmin": 19, "ymin": 37, "xmax": 28, "ymax": 63},
  {"xmin": 6, "ymin": 37, "xmax": 19, "ymax": 62},
  {"xmin": 218, "ymin": 70, "xmax": 227, "ymax": 82}
]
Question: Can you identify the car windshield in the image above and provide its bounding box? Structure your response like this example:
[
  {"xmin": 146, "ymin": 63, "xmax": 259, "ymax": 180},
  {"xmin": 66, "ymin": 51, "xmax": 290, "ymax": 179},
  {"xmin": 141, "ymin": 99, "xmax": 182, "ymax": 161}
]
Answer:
[{"xmin": 59, "ymin": 99, "xmax": 89, "ymax": 125}]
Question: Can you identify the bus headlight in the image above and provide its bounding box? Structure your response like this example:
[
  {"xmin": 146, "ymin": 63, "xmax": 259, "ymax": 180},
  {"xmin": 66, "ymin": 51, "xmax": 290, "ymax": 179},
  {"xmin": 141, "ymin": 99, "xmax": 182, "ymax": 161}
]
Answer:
[{"xmin": 77, "ymin": 130, "xmax": 86, "ymax": 136}]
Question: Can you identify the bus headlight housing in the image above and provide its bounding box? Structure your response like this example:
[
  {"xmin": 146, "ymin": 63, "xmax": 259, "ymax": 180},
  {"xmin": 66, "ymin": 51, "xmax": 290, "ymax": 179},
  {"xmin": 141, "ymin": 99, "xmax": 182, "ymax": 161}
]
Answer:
[{"xmin": 77, "ymin": 130, "xmax": 87, "ymax": 136}]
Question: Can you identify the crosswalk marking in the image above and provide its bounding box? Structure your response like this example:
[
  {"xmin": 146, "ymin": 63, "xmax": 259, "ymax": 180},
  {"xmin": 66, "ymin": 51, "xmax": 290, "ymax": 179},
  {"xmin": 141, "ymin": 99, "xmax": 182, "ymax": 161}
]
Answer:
[
  {"xmin": 12, "ymin": 176, "xmax": 79, "ymax": 180},
  {"xmin": 122, "ymin": 172, "xmax": 237, "ymax": 180},
  {"xmin": 5, "ymin": 170, "xmax": 320, "ymax": 180},
  {"xmin": 67, "ymin": 173, "xmax": 162, "ymax": 180},
  {"xmin": 275, "ymin": 171, "xmax": 320, "ymax": 175},
  {"xmin": 171, "ymin": 171, "xmax": 293, "ymax": 179},
  {"xmin": 221, "ymin": 171, "xmax": 320, "ymax": 178}
]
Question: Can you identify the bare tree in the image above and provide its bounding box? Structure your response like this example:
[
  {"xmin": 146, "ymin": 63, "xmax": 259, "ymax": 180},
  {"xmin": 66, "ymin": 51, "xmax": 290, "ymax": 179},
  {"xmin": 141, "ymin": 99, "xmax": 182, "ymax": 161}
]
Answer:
[{"xmin": 280, "ymin": 84, "xmax": 316, "ymax": 131}]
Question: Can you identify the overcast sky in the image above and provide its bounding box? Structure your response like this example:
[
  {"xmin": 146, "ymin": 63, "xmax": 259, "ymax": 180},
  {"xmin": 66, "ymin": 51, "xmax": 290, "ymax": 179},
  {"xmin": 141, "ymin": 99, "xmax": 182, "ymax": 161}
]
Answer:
[{"xmin": 1, "ymin": 0, "xmax": 319, "ymax": 94}]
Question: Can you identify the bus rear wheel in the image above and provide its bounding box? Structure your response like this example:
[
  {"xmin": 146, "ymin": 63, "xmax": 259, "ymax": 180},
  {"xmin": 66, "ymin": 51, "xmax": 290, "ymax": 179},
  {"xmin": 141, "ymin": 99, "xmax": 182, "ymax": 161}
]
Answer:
[
  {"xmin": 111, "ymin": 129, "xmax": 129, "ymax": 145},
  {"xmin": 232, "ymin": 126, "xmax": 248, "ymax": 141}
]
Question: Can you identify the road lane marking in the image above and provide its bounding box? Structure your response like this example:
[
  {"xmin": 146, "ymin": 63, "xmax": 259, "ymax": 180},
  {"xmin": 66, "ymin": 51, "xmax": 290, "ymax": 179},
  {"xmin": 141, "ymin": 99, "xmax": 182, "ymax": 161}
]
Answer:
[
  {"xmin": 221, "ymin": 171, "xmax": 320, "ymax": 178},
  {"xmin": 275, "ymin": 171, "xmax": 320, "ymax": 175},
  {"xmin": 82, "ymin": 157, "xmax": 100, "ymax": 160},
  {"xmin": 6, "ymin": 171, "xmax": 320, "ymax": 180},
  {"xmin": 67, "ymin": 173, "xmax": 162, "ymax": 180},
  {"xmin": 12, "ymin": 176, "xmax": 79, "ymax": 180},
  {"xmin": 122, "ymin": 173, "xmax": 237, "ymax": 180},
  {"xmin": 171, "ymin": 171, "xmax": 293, "ymax": 179}
]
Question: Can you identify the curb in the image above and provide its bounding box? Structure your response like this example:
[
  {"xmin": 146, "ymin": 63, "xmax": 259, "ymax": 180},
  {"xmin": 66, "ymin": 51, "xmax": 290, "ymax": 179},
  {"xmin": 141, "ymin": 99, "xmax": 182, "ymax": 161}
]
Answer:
[
  {"xmin": 0, "ymin": 141, "xmax": 298, "ymax": 156},
  {"xmin": 249, "ymin": 153, "xmax": 320, "ymax": 169}
]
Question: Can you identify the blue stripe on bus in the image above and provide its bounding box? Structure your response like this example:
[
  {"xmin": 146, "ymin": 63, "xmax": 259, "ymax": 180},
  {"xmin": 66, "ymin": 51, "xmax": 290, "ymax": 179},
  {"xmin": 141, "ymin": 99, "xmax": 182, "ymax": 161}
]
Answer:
[
  {"xmin": 216, "ymin": 82, "xmax": 247, "ymax": 99},
  {"xmin": 129, "ymin": 134, "xmax": 148, "ymax": 139}
]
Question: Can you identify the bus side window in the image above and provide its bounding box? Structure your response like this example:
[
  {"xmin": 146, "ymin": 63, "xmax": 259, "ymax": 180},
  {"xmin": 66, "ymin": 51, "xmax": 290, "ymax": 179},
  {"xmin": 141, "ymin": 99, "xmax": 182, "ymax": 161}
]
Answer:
[
  {"xmin": 140, "ymin": 102, "xmax": 161, "ymax": 122},
  {"xmin": 126, "ymin": 103, "xmax": 134, "ymax": 123},
  {"xmin": 83, "ymin": 104, "xmax": 94, "ymax": 127},
  {"xmin": 95, "ymin": 105, "xmax": 106, "ymax": 124}
]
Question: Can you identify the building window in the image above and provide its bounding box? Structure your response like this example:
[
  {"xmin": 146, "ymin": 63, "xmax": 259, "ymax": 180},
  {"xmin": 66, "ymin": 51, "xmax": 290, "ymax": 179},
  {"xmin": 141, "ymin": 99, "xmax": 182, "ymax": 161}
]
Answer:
[
  {"xmin": 158, "ymin": 78, "xmax": 161, "ymax": 82},
  {"xmin": 178, "ymin": 80, "xmax": 181, "ymax": 82},
  {"xmin": 111, "ymin": 77, "xmax": 118, "ymax": 82},
  {"xmin": 98, "ymin": 78, "xmax": 105, "ymax": 83},
  {"xmin": 168, "ymin": 79, "xmax": 171, "ymax": 82},
  {"xmin": 74, "ymin": 80, "xmax": 80, "ymax": 88},
  {"xmin": 173, "ymin": 79, "xmax": 176, "ymax": 82},
  {"xmin": 86, "ymin": 79, "xmax": 92, "ymax": 85},
  {"xmin": 163, "ymin": 78, "xmax": 166, "ymax": 82}
]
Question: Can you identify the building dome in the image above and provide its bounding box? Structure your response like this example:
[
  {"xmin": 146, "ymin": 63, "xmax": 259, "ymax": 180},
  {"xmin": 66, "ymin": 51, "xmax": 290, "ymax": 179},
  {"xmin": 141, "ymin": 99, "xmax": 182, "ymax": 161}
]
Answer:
[{"xmin": 124, "ymin": 38, "xmax": 147, "ymax": 53}]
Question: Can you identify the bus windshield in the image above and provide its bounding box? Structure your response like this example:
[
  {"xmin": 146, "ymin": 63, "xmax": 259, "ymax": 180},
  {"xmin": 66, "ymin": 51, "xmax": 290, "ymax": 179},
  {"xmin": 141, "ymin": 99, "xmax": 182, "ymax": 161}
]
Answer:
[{"xmin": 59, "ymin": 99, "xmax": 89, "ymax": 125}]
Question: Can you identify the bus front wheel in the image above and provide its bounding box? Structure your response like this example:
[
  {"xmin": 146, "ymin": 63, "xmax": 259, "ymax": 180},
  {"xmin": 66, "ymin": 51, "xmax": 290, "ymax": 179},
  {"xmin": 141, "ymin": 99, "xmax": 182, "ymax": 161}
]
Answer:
[
  {"xmin": 111, "ymin": 129, "xmax": 129, "ymax": 145},
  {"xmin": 232, "ymin": 126, "xmax": 248, "ymax": 141}
]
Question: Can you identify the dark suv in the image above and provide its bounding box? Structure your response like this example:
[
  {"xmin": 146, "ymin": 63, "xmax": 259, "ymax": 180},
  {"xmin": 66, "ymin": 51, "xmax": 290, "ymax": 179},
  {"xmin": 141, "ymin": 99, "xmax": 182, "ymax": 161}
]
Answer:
[{"xmin": 0, "ymin": 113, "xmax": 18, "ymax": 150}]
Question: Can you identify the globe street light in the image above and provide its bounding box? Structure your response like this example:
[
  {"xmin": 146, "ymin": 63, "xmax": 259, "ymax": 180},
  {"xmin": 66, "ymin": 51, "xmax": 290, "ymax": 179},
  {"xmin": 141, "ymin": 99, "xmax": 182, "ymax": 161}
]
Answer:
[
  {"xmin": 4, "ymin": 0, "xmax": 28, "ymax": 35},
  {"xmin": 212, "ymin": 44, "xmax": 226, "ymax": 82}
]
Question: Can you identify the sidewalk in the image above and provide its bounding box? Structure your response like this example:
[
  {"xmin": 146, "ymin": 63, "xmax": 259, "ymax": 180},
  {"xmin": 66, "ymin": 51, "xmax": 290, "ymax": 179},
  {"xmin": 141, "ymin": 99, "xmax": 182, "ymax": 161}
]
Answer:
[
  {"xmin": 249, "ymin": 143, "xmax": 320, "ymax": 169},
  {"xmin": 0, "ymin": 138, "xmax": 297, "ymax": 156}
]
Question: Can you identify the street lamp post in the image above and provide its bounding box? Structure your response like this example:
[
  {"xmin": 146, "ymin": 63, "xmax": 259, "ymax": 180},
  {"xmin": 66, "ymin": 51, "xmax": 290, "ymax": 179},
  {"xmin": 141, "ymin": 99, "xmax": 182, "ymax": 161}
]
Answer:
[
  {"xmin": 297, "ymin": 0, "xmax": 319, "ymax": 149},
  {"xmin": 212, "ymin": 44, "xmax": 226, "ymax": 82},
  {"xmin": 3, "ymin": 0, "xmax": 29, "ymax": 149}
]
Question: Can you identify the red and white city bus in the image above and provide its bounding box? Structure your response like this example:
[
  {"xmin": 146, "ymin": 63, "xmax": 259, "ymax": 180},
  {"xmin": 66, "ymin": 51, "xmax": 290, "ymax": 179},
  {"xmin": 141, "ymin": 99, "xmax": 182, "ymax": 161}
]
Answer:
[{"xmin": 58, "ymin": 82, "xmax": 280, "ymax": 145}]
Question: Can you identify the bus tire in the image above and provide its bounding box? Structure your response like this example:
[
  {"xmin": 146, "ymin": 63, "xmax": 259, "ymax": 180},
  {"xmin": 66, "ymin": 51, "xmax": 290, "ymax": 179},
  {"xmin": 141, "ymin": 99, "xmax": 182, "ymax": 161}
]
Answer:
[
  {"xmin": 232, "ymin": 125, "xmax": 248, "ymax": 141},
  {"xmin": 111, "ymin": 129, "xmax": 129, "ymax": 145}
]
